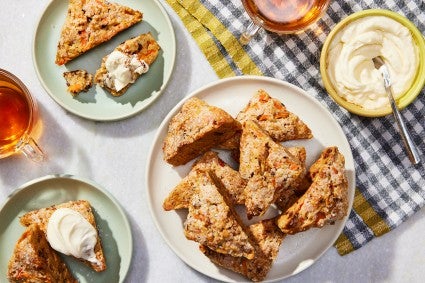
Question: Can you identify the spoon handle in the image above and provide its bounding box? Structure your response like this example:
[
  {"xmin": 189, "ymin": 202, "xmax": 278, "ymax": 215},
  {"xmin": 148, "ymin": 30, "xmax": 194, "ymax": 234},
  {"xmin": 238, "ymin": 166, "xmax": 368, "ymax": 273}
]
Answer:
[{"xmin": 386, "ymin": 86, "xmax": 421, "ymax": 165}]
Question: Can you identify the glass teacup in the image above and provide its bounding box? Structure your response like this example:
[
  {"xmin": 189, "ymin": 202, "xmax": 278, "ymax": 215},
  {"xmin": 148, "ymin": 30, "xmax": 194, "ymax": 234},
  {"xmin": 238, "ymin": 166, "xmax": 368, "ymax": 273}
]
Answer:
[
  {"xmin": 0, "ymin": 69, "xmax": 45, "ymax": 162},
  {"xmin": 240, "ymin": 0, "xmax": 331, "ymax": 44}
]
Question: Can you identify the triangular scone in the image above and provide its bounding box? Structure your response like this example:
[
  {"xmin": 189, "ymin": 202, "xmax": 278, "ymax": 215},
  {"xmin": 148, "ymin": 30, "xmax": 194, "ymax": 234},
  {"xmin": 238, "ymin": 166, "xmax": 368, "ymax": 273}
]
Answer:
[
  {"xmin": 8, "ymin": 224, "xmax": 77, "ymax": 283},
  {"xmin": 94, "ymin": 32, "xmax": 160, "ymax": 96},
  {"xmin": 219, "ymin": 89, "xmax": 313, "ymax": 150},
  {"xmin": 163, "ymin": 151, "xmax": 246, "ymax": 210},
  {"xmin": 163, "ymin": 97, "xmax": 241, "ymax": 166},
  {"xmin": 55, "ymin": 0, "xmax": 143, "ymax": 65},
  {"xmin": 20, "ymin": 200, "xmax": 106, "ymax": 272},
  {"xmin": 200, "ymin": 218, "xmax": 285, "ymax": 282},
  {"xmin": 240, "ymin": 120, "xmax": 306, "ymax": 219},
  {"xmin": 184, "ymin": 171, "xmax": 255, "ymax": 259},
  {"xmin": 277, "ymin": 147, "xmax": 349, "ymax": 234}
]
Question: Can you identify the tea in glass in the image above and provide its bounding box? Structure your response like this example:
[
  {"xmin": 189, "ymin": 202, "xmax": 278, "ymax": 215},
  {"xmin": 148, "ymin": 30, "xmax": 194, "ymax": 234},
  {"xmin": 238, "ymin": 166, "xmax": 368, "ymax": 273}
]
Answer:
[
  {"xmin": 240, "ymin": 0, "xmax": 331, "ymax": 43},
  {"xmin": 0, "ymin": 69, "xmax": 45, "ymax": 162}
]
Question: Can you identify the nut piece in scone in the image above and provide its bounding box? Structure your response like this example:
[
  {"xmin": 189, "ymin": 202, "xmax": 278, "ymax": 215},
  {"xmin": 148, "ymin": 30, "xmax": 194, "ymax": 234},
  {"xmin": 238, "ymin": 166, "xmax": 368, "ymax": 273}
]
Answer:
[
  {"xmin": 7, "ymin": 224, "xmax": 77, "ymax": 283},
  {"xmin": 63, "ymin": 70, "xmax": 93, "ymax": 96},
  {"xmin": 94, "ymin": 32, "xmax": 160, "ymax": 96},
  {"xmin": 20, "ymin": 200, "xmax": 106, "ymax": 272},
  {"xmin": 184, "ymin": 170, "xmax": 255, "ymax": 259},
  {"xmin": 162, "ymin": 97, "xmax": 241, "ymax": 166},
  {"xmin": 200, "ymin": 217, "xmax": 285, "ymax": 282},
  {"xmin": 55, "ymin": 0, "xmax": 143, "ymax": 65},
  {"xmin": 219, "ymin": 89, "xmax": 313, "ymax": 150},
  {"xmin": 239, "ymin": 120, "xmax": 306, "ymax": 219},
  {"xmin": 277, "ymin": 147, "xmax": 349, "ymax": 234},
  {"xmin": 163, "ymin": 151, "xmax": 246, "ymax": 210}
]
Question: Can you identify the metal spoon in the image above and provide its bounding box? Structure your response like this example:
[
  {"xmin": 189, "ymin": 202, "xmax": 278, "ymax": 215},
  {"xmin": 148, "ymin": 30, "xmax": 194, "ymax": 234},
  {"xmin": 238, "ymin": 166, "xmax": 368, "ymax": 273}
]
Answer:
[{"xmin": 372, "ymin": 56, "xmax": 421, "ymax": 165}]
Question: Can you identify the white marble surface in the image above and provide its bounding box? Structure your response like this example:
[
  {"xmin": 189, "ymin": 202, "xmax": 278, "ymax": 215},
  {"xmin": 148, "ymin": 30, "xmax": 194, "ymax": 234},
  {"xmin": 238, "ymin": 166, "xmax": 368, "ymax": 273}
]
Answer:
[{"xmin": 1, "ymin": 0, "xmax": 424, "ymax": 282}]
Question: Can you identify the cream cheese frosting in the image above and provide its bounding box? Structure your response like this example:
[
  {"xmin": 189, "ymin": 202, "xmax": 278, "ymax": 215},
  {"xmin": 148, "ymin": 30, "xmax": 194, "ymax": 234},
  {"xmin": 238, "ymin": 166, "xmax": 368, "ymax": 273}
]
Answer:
[{"xmin": 326, "ymin": 16, "xmax": 419, "ymax": 109}]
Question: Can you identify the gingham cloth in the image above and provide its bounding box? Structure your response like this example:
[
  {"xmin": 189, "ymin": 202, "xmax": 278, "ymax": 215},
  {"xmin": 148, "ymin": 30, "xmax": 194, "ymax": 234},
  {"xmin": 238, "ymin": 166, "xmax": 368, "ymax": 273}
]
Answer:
[{"xmin": 166, "ymin": 0, "xmax": 425, "ymax": 255}]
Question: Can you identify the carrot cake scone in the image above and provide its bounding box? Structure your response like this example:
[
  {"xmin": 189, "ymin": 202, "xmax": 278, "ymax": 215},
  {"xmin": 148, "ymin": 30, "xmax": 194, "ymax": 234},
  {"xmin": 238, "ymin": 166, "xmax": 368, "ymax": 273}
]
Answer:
[
  {"xmin": 55, "ymin": 0, "xmax": 143, "ymax": 65},
  {"xmin": 94, "ymin": 32, "xmax": 160, "ymax": 96},
  {"xmin": 162, "ymin": 97, "xmax": 241, "ymax": 166},
  {"xmin": 20, "ymin": 200, "xmax": 106, "ymax": 272},
  {"xmin": 63, "ymin": 69, "xmax": 93, "ymax": 96},
  {"xmin": 7, "ymin": 224, "xmax": 77, "ymax": 283},
  {"xmin": 277, "ymin": 147, "xmax": 349, "ymax": 234}
]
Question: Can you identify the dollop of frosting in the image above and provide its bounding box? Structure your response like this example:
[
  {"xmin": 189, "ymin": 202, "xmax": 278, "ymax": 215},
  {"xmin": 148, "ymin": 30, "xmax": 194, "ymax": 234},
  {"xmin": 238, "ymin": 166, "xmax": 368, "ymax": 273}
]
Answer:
[
  {"xmin": 47, "ymin": 208, "xmax": 100, "ymax": 266},
  {"xmin": 326, "ymin": 16, "xmax": 419, "ymax": 109},
  {"xmin": 104, "ymin": 50, "xmax": 149, "ymax": 92}
]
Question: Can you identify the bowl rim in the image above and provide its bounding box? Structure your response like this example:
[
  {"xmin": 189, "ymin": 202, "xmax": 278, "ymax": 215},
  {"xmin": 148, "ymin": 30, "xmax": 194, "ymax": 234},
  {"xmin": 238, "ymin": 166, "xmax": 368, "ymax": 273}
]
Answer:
[{"xmin": 320, "ymin": 9, "xmax": 425, "ymax": 117}]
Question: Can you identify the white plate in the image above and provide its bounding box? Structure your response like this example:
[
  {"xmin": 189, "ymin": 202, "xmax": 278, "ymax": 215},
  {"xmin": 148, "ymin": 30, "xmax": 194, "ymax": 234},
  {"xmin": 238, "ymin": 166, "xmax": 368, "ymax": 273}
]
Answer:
[
  {"xmin": 146, "ymin": 76, "xmax": 355, "ymax": 282},
  {"xmin": 0, "ymin": 175, "xmax": 132, "ymax": 283},
  {"xmin": 33, "ymin": 0, "xmax": 176, "ymax": 121}
]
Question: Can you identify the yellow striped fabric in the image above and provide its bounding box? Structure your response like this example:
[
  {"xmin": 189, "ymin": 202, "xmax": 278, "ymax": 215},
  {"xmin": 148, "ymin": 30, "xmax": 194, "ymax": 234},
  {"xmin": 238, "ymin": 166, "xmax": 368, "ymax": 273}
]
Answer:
[{"xmin": 166, "ymin": 0, "xmax": 262, "ymax": 77}]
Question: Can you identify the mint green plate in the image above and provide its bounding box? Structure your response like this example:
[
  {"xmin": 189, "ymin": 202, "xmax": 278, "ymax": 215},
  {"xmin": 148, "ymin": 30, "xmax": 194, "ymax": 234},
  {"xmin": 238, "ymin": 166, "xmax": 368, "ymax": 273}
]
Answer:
[
  {"xmin": 33, "ymin": 0, "xmax": 176, "ymax": 121},
  {"xmin": 0, "ymin": 175, "xmax": 132, "ymax": 283}
]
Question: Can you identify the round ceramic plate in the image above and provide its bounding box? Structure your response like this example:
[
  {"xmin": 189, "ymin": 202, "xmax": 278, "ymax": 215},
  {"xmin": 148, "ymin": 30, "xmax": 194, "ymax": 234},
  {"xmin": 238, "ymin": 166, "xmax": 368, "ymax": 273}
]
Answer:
[
  {"xmin": 33, "ymin": 0, "xmax": 176, "ymax": 121},
  {"xmin": 146, "ymin": 76, "xmax": 356, "ymax": 282},
  {"xmin": 0, "ymin": 175, "xmax": 132, "ymax": 283}
]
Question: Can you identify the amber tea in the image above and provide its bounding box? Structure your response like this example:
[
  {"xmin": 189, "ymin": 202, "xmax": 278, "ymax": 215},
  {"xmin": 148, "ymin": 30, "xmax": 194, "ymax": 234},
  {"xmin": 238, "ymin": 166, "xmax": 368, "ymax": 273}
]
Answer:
[
  {"xmin": 0, "ymin": 86, "xmax": 31, "ymax": 154},
  {"xmin": 242, "ymin": 0, "xmax": 330, "ymax": 34},
  {"xmin": 0, "ymin": 69, "xmax": 44, "ymax": 161}
]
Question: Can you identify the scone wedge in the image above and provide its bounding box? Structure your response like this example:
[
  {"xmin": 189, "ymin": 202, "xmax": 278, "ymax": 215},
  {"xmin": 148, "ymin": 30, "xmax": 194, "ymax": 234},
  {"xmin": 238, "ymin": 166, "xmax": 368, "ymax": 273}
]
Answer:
[
  {"xmin": 240, "ymin": 120, "xmax": 306, "ymax": 219},
  {"xmin": 200, "ymin": 218, "xmax": 285, "ymax": 282},
  {"xmin": 55, "ymin": 0, "xmax": 143, "ymax": 65},
  {"xmin": 163, "ymin": 151, "xmax": 246, "ymax": 210},
  {"xmin": 184, "ymin": 170, "xmax": 255, "ymax": 259},
  {"xmin": 277, "ymin": 147, "xmax": 349, "ymax": 234},
  {"xmin": 163, "ymin": 97, "xmax": 241, "ymax": 166},
  {"xmin": 94, "ymin": 32, "xmax": 160, "ymax": 96},
  {"xmin": 20, "ymin": 200, "xmax": 106, "ymax": 272},
  {"xmin": 219, "ymin": 89, "xmax": 313, "ymax": 150},
  {"xmin": 8, "ymin": 224, "xmax": 77, "ymax": 283}
]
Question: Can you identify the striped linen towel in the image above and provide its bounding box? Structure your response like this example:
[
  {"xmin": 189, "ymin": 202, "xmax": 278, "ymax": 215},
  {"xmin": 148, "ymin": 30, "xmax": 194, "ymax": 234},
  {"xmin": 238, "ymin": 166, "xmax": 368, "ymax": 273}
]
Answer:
[{"xmin": 165, "ymin": 0, "xmax": 425, "ymax": 255}]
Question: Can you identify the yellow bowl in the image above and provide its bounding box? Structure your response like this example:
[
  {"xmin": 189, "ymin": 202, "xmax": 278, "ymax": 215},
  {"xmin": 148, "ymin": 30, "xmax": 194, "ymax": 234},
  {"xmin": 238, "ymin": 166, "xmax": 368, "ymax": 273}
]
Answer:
[{"xmin": 320, "ymin": 9, "xmax": 425, "ymax": 117}]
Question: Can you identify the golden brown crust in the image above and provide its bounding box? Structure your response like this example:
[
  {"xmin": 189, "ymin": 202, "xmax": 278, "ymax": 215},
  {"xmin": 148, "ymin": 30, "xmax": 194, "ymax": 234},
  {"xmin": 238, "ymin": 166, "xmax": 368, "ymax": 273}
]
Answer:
[
  {"xmin": 162, "ymin": 97, "xmax": 242, "ymax": 166},
  {"xmin": 219, "ymin": 89, "xmax": 313, "ymax": 151},
  {"xmin": 239, "ymin": 120, "xmax": 306, "ymax": 218},
  {"xmin": 7, "ymin": 224, "xmax": 77, "ymax": 283},
  {"xmin": 55, "ymin": 0, "xmax": 143, "ymax": 65},
  {"xmin": 94, "ymin": 32, "xmax": 161, "ymax": 96},
  {"xmin": 200, "ymin": 218, "xmax": 285, "ymax": 282},
  {"xmin": 20, "ymin": 200, "xmax": 106, "ymax": 272},
  {"xmin": 63, "ymin": 69, "xmax": 93, "ymax": 95},
  {"xmin": 163, "ymin": 151, "xmax": 246, "ymax": 210},
  {"xmin": 183, "ymin": 171, "xmax": 255, "ymax": 259},
  {"xmin": 276, "ymin": 147, "xmax": 349, "ymax": 234}
]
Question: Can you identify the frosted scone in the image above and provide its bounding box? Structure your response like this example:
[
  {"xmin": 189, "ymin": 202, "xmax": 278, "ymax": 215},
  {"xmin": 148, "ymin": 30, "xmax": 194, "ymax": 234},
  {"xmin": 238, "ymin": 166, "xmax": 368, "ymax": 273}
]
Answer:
[
  {"xmin": 7, "ymin": 224, "xmax": 77, "ymax": 283},
  {"xmin": 277, "ymin": 147, "xmax": 349, "ymax": 234},
  {"xmin": 20, "ymin": 200, "xmax": 106, "ymax": 272},
  {"xmin": 162, "ymin": 97, "xmax": 241, "ymax": 166},
  {"xmin": 55, "ymin": 0, "xmax": 143, "ymax": 65},
  {"xmin": 94, "ymin": 32, "xmax": 160, "ymax": 96}
]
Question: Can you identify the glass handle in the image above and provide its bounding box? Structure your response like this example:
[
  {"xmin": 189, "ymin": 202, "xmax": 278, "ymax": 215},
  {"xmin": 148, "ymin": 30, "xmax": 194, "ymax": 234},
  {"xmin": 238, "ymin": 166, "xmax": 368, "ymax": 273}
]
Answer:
[
  {"xmin": 240, "ymin": 21, "xmax": 261, "ymax": 45},
  {"xmin": 17, "ymin": 135, "xmax": 45, "ymax": 162}
]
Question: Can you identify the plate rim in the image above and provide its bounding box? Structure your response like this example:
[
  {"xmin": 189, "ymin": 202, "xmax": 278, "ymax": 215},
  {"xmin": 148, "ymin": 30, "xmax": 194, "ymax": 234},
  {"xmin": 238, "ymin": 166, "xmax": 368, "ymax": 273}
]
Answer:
[
  {"xmin": 32, "ymin": 0, "xmax": 176, "ymax": 121},
  {"xmin": 145, "ymin": 75, "xmax": 356, "ymax": 282},
  {"xmin": 0, "ymin": 174, "xmax": 133, "ymax": 283}
]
